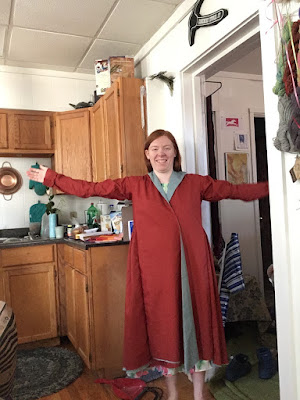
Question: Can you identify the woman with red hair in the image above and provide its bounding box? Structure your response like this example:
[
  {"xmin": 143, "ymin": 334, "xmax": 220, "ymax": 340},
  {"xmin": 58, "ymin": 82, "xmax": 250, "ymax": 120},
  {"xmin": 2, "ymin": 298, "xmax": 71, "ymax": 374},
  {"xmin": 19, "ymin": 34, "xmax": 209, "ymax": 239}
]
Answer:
[{"xmin": 27, "ymin": 129, "xmax": 268, "ymax": 400}]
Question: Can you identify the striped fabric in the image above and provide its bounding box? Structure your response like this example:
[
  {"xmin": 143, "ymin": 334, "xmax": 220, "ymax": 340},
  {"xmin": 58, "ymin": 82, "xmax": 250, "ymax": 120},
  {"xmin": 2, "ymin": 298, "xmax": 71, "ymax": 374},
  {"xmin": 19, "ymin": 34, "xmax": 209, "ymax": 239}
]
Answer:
[
  {"xmin": 0, "ymin": 301, "xmax": 17, "ymax": 399},
  {"xmin": 219, "ymin": 233, "xmax": 245, "ymax": 326}
]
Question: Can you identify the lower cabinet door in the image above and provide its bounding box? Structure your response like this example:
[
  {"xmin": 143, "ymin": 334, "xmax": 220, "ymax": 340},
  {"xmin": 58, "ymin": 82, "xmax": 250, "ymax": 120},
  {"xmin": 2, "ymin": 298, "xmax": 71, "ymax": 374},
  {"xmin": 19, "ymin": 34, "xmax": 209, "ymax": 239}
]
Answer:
[
  {"xmin": 3, "ymin": 263, "xmax": 58, "ymax": 343},
  {"xmin": 65, "ymin": 264, "xmax": 91, "ymax": 367},
  {"xmin": 74, "ymin": 270, "xmax": 91, "ymax": 367},
  {"xmin": 65, "ymin": 263, "xmax": 77, "ymax": 347}
]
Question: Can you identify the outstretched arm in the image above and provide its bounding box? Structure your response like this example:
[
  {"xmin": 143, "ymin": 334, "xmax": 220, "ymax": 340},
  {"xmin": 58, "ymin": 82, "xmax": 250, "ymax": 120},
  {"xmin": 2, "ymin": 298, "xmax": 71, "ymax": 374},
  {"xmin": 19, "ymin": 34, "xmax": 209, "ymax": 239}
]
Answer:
[
  {"xmin": 200, "ymin": 175, "xmax": 268, "ymax": 202},
  {"xmin": 26, "ymin": 167, "xmax": 132, "ymax": 200}
]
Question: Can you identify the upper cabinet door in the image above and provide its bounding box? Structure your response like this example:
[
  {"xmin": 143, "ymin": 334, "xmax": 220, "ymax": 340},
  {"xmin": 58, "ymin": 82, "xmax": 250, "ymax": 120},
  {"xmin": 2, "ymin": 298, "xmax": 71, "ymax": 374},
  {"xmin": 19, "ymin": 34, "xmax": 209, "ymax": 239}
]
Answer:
[
  {"xmin": 0, "ymin": 113, "xmax": 8, "ymax": 149},
  {"xmin": 13, "ymin": 112, "xmax": 52, "ymax": 150},
  {"xmin": 55, "ymin": 109, "xmax": 92, "ymax": 182},
  {"xmin": 90, "ymin": 101, "xmax": 107, "ymax": 182},
  {"xmin": 118, "ymin": 78, "xmax": 147, "ymax": 177},
  {"xmin": 102, "ymin": 83, "xmax": 123, "ymax": 180}
]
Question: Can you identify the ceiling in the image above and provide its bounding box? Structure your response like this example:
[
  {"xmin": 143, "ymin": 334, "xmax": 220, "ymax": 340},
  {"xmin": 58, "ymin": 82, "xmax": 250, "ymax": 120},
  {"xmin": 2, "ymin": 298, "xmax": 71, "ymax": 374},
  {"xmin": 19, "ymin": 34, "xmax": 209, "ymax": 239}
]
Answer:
[{"xmin": 0, "ymin": 0, "xmax": 184, "ymax": 74}]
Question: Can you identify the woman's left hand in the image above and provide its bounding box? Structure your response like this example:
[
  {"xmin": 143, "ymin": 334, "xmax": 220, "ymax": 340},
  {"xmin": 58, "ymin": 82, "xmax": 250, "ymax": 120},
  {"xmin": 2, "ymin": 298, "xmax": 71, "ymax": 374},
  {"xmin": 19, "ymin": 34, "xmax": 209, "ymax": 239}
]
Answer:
[{"xmin": 26, "ymin": 165, "xmax": 48, "ymax": 183}]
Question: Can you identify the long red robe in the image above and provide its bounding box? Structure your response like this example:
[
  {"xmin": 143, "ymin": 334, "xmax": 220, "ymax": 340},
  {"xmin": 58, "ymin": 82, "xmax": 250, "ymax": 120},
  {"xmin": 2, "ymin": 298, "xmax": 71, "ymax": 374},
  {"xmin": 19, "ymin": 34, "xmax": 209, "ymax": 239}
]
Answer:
[{"xmin": 44, "ymin": 169, "xmax": 268, "ymax": 372}]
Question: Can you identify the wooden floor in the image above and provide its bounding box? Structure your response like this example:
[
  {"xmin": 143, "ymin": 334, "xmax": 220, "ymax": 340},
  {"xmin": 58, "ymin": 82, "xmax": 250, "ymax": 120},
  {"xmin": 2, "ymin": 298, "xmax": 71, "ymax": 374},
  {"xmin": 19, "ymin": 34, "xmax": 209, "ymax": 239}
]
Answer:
[
  {"xmin": 41, "ymin": 366, "xmax": 196, "ymax": 400},
  {"xmin": 37, "ymin": 339, "xmax": 196, "ymax": 400}
]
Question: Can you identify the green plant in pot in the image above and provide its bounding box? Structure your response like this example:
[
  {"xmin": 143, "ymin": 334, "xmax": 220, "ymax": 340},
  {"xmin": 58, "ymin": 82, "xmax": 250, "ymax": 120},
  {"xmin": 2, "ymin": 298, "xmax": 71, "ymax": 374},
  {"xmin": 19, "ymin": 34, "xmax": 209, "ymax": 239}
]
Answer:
[
  {"xmin": 45, "ymin": 194, "xmax": 58, "ymax": 215},
  {"xmin": 46, "ymin": 194, "xmax": 58, "ymax": 239}
]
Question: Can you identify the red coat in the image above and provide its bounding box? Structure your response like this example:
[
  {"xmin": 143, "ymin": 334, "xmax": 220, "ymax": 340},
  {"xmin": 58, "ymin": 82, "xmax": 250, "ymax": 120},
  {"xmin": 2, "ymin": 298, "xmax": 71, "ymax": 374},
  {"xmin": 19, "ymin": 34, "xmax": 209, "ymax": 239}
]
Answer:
[{"xmin": 44, "ymin": 169, "xmax": 268, "ymax": 372}]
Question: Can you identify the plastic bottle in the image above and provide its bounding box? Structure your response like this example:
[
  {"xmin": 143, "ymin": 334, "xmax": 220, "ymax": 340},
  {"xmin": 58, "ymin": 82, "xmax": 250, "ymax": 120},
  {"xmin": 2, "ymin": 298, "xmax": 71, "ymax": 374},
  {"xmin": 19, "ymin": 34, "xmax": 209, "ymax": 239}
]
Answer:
[{"xmin": 87, "ymin": 203, "xmax": 99, "ymax": 228}]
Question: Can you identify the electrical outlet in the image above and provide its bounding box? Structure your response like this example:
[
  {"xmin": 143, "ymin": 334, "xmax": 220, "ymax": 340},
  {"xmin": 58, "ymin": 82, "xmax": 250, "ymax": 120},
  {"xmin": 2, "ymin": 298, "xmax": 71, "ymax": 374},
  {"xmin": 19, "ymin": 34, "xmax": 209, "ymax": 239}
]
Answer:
[{"xmin": 70, "ymin": 211, "xmax": 77, "ymax": 218}]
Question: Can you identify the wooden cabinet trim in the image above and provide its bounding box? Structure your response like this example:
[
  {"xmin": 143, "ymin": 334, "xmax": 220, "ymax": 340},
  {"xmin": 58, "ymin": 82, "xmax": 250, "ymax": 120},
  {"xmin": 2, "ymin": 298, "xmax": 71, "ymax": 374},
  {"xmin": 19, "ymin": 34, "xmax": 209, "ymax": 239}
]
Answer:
[
  {"xmin": 0, "ymin": 113, "xmax": 8, "ymax": 149},
  {"xmin": 73, "ymin": 248, "xmax": 87, "ymax": 275},
  {"xmin": 1, "ymin": 245, "xmax": 55, "ymax": 267},
  {"xmin": 3, "ymin": 263, "xmax": 58, "ymax": 343}
]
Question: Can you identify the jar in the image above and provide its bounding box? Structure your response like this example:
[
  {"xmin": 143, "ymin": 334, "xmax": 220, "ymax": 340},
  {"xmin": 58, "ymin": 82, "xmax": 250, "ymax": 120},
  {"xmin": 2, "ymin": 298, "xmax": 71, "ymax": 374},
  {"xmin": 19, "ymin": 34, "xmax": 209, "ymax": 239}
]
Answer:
[{"xmin": 67, "ymin": 225, "xmax": 73, "ymax": 238}]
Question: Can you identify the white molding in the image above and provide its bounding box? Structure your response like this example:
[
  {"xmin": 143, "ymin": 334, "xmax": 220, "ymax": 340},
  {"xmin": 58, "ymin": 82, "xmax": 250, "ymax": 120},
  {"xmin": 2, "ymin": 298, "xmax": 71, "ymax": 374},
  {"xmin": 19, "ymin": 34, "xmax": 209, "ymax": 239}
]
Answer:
[
  {"xmin": 183, "ymin": 13, "xmax": 260, "ymax": 76},
  {"xmin": 259, "ymin": 1, "xmax": 298, "ymax": 398},
  {"xmin": 212, "ymin": 71, "xmax": 263, "ymax": 81},
  {"xmin": 248, "ymin": 107, "xmax": 265, "ymax": 292},
  {"xmin": 0, "ymin": 65, "xmax": 95, "ymax": 80}
]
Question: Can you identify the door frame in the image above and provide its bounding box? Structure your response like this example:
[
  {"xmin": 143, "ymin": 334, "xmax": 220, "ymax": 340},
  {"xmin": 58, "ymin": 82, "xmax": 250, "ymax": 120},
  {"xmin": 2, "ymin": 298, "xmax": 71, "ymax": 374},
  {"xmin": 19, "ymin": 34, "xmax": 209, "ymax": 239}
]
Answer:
[
  {"xmin": 249, "ymin": 108, "xmax": 265, "ymax": 293},
  {"xmin": 180, "ymin": 5, "xmax": 298, "ymax": 399}
]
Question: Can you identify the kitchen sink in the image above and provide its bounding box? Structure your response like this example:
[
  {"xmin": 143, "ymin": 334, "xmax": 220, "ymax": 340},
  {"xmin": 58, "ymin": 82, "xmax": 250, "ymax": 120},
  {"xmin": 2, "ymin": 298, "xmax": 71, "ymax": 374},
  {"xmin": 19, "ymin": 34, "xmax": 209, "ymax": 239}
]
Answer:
[{"xmin": 0, "ymin": 236, "xmax": 49, "ymax": 244}]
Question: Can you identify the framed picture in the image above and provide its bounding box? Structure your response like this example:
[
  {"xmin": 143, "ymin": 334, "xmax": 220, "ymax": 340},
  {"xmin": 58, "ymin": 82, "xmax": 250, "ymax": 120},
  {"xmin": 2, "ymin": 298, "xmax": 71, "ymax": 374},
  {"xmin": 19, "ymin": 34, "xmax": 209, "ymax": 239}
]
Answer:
[
  {"xmin": 221, "ymin": 115, "xmax": 244, "ymax": 131},
  {"xmin": 234, "ymin": 133, "xmax": 249, "ymax": 150},
  {"xmin": 225, "ymin": 153, "xmax": 249, "ymax": 184}
]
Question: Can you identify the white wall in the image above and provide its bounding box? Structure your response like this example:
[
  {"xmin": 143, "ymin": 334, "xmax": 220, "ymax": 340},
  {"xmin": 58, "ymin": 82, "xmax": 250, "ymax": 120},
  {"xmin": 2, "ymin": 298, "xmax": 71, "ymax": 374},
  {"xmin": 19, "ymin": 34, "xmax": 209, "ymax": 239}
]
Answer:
[
  {"xmin": 209, "ymin": 72, "xmax": 264, "ymax": 282},
  {"xmin": 0, "ymin": 66, "xmax": 115, "ymax": 230},
  {"xmin": 259, "ymin": 2, "xmax": 300, "ymax": 398},
  {"xmin": 135, "ymin": 0, "xmax": 262, "ymax": 171}
]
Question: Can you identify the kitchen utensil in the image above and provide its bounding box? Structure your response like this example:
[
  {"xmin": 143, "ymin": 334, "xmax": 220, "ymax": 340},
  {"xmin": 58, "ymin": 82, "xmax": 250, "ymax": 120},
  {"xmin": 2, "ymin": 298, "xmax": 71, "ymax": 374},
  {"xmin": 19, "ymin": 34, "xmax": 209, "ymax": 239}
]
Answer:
[
  {"xmin": 55, "ymin": 226, "xmax": 64, "ymax": 239},
  {"xmin": 0, "ymin": 162, "xmax": 23, "ymax": 200}
]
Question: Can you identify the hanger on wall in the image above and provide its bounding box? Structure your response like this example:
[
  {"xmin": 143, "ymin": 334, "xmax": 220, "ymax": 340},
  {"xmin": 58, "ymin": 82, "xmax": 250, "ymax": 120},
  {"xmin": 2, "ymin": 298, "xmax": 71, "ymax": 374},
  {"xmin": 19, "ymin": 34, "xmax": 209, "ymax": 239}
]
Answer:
[{"xmin": 205, "ymin": 80, "xmax": 222, "ymax": 97}]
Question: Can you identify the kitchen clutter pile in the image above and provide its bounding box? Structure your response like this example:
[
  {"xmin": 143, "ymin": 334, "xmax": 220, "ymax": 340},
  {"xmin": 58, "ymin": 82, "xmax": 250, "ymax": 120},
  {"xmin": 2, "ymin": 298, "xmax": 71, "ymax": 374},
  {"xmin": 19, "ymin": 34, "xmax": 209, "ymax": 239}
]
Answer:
[{"xmin": 65, "ymin": 201, "xmax": 133, "ymax": 243}]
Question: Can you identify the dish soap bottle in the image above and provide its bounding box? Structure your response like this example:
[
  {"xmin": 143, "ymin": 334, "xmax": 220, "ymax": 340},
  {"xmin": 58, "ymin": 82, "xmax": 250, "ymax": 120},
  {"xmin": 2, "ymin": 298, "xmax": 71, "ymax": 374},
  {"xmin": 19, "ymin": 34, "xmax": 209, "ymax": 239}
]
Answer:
[{"xmin": 87, "ymin": 203, "xmax": 99, "ymax": 228}]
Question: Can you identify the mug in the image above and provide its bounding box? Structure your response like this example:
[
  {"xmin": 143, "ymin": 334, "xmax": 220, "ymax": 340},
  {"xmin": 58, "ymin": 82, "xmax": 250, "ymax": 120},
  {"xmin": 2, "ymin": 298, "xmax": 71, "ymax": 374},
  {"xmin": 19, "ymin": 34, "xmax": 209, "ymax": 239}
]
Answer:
[{"xmin": 55, "ymin": 225, "xmax": 64, "ymax": 239}]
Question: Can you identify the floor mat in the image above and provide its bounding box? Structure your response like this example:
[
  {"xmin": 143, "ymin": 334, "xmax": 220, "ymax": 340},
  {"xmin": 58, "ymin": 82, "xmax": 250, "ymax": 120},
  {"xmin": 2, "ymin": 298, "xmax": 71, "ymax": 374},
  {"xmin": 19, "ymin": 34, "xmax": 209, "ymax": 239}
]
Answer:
[{"xmin": 208, "ymin": 323, "xmax": 279, "ymax": 400}]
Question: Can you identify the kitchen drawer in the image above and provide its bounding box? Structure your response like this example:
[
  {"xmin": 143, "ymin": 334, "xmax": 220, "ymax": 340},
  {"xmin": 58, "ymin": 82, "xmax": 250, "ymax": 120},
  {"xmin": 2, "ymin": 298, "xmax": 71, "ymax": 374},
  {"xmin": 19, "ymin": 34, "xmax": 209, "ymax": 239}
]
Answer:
[
  {"xmin": 64, "ymin": 244, "xmax": 74, "ymax": 265},
  {"xmin": 1, "ymin": 245, "xmax": 55, "ymax": 267},
  {"xmin": 73, "ymin": 248, "xmax": 87, "ymax": 274}
]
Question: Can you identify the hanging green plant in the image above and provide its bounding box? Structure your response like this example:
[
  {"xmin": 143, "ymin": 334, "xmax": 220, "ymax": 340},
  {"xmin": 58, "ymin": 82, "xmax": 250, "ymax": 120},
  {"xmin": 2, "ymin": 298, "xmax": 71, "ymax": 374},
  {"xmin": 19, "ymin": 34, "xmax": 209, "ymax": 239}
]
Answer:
[
  {"xmin": 45, "ymin": 193, "xmax": 58, "ymax": 215},
  {"xmin": 149, "ymin": 71, "xmax": 175, "ymax": 96}
]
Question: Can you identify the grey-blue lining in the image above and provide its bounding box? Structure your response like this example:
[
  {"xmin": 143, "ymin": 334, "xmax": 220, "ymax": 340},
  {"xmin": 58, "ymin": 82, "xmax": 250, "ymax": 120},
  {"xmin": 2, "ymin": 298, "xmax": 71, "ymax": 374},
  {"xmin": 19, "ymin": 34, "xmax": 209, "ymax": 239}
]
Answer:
[{"xmin": 148, "ymin": 171, "xmax": 199, "ymax": 372}]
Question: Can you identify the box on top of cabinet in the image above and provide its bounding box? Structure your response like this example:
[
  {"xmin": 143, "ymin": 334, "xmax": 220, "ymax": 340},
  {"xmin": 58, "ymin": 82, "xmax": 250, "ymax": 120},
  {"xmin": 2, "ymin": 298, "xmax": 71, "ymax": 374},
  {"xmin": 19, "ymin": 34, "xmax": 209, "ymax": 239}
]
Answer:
[
  {"xmin": 109, "ymin": 57, "xmax": 135, "ymax": 84},
  {"xmin": 95, "ymin": 57, "xmax": 135, "ymax": 96}
]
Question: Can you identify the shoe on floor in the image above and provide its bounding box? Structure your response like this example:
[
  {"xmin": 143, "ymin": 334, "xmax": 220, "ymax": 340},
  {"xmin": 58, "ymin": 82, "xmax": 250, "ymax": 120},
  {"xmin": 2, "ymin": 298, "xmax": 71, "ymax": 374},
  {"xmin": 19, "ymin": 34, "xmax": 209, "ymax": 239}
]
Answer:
[
  {"xmin": 257, "ymin": 347, "xmax": 277, "ymax": 379},
  {"xmin": 225, "ymin": 353, "xmax": 252, "ymax": 382}
]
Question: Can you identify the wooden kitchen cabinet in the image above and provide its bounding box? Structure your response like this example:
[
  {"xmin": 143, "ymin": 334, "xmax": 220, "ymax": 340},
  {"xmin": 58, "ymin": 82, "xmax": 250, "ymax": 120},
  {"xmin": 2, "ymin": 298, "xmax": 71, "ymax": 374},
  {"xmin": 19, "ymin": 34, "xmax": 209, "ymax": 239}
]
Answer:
[
  {"xmin": 89, "ymin": 244, "xmax": 129, "ymax": 376},
  {"xmin": 0, "ymin": 112, "xmax": 8, "ymax": 149},
  {"xmin": 59, "ymin": 243, "xmax": 129, "ymax": 375},
  {"xmin": 0, "ymin": 244, "xmax": 58, "ymax": 344},
  {"xmin": 90, "ymin": 100, "xmax": 107, "ymax": 182},
  {"xmin": 54, "ymin": 109, "xmax": 93, "ymax": 181},
  {"xmin": 100, "ymin": 77, "xmax": 147, "ymax": 179},
  {"xmin": 0, "ymin": 108, "xmax": 54, "ymax": 156},
  {"xmin": 63, "ymin": 245, "xmax": 91, "ymax": 368}
]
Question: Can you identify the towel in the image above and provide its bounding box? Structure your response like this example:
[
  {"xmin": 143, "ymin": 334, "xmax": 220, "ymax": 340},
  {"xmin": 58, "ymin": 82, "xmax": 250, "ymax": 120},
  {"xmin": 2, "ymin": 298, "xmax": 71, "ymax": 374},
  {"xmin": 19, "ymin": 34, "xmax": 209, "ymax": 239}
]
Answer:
[{"xmin": 219, "ymin": 233, "xmax": 245, "ymax": 325}]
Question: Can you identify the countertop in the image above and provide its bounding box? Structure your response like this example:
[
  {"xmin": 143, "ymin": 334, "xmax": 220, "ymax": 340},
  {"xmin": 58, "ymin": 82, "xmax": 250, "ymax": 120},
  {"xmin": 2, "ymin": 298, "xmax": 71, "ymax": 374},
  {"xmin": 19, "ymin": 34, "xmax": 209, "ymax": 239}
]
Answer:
[
  {"xmin": 0, "ymin": 228, "xmax": 129, "ymax": 250},
  {"xmin": 0, "ymin": 238, "xmax": 130, "ymax": 250}
]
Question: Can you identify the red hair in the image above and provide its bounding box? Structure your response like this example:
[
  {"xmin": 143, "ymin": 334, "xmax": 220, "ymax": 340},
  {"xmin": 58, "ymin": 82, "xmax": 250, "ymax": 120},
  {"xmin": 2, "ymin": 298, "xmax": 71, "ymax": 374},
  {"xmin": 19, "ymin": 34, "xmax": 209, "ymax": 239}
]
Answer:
[{"xmin": 144, "ymin": 129, "xmax": 182, "ymax": 172}]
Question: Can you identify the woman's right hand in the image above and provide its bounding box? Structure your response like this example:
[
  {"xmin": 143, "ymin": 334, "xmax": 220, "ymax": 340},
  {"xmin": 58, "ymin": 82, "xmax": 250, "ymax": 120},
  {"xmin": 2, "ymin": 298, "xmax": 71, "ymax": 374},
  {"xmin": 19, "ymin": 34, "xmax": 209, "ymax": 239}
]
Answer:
[{"xmin": 26, "ymin": 165, "xmax": 48, "ymax": 183}]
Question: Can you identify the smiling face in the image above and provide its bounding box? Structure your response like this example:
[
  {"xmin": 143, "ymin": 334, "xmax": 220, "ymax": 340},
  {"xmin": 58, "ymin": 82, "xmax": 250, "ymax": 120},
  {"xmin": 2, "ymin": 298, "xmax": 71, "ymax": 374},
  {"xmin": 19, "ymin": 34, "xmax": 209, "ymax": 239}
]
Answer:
[{"xmin": 145, "ymin": 135, "xmax": 176, "ymax": 175}]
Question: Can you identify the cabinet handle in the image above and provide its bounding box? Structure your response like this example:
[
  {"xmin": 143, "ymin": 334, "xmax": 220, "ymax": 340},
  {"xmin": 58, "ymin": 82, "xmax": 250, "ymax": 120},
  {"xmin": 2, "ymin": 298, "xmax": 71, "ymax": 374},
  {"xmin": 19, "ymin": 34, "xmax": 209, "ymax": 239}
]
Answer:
[{"xmin": 140, "ymin": 86, "xmax": 146, "ymax": 130}]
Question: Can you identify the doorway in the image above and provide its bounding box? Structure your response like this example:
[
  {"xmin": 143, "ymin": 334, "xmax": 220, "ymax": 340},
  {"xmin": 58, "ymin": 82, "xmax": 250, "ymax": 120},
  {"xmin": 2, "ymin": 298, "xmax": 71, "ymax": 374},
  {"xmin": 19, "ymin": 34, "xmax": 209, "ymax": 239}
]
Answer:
[
  {"xmin": 254, "ymin": 117, "xmax": 273, "ymax": 293},
  {"xmin": 181, "ymin": 4, "xmax": 298, "ymax": 397}
]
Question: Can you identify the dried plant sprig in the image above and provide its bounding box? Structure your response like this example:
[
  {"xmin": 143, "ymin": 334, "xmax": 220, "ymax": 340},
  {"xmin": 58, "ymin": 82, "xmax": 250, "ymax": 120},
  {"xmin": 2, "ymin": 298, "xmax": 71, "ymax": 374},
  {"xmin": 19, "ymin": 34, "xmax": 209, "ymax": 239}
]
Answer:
[{"xmin": 149, "ymin": 71, "xmax": 175, "ymax": 96}]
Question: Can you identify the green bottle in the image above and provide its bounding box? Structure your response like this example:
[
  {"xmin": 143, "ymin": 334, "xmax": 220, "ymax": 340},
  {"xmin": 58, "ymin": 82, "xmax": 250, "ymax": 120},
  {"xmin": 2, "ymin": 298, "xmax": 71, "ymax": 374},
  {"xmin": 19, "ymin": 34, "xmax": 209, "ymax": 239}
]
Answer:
[{"xmin": 87, "ymin": 203, "xmax": 99, "ymax": 228}]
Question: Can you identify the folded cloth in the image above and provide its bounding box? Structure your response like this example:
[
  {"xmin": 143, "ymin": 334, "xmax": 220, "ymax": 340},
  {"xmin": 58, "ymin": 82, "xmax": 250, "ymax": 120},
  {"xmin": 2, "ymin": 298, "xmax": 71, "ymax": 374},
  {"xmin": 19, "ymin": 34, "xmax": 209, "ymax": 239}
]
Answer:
[{"xmin": 219, "ymin": 233, "xmax": 245, "ymax": 325}]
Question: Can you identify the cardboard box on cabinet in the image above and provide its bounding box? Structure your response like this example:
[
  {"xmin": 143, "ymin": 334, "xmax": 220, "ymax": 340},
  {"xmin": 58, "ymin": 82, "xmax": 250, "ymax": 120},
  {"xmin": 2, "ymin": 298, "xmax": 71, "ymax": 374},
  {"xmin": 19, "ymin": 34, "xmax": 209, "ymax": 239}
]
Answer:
[{"xmin": 95, "ymin": 57, "xmax": 135, "ymax": 96}]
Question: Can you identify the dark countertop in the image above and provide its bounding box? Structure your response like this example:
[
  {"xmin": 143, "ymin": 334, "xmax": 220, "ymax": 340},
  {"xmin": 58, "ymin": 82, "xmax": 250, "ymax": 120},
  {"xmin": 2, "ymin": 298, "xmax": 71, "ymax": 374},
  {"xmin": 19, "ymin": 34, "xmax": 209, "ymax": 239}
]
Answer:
[
  {"xmin": 0, "ymin": 228, "xmax": 129, "ymax": 250},
  {"xmin": 0, "ymin": 238, "xmax": 130, "ymax": 250}
]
